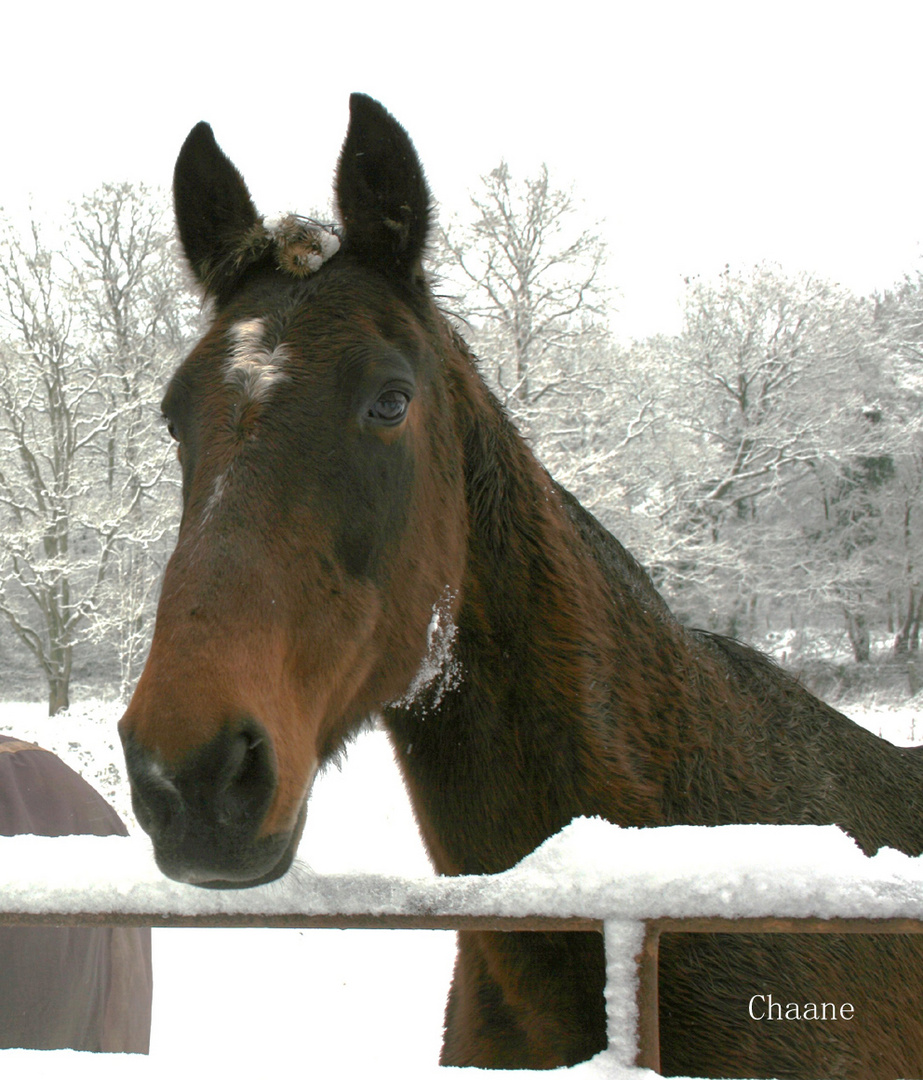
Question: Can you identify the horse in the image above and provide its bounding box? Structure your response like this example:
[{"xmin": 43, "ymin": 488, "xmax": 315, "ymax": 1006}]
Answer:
[
  {"xmin": 0, "ymin": 736, "xmax": 152, "ymax": 1052},
  {"xmin": 118, "ymin": 94, "xmax": 923, "ymax": 1078}
]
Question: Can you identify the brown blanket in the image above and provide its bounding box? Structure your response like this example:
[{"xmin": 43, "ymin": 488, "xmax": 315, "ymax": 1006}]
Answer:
[{"xmin": 0, "ymin": 734, "xmax": 153, "ymax": 1053}]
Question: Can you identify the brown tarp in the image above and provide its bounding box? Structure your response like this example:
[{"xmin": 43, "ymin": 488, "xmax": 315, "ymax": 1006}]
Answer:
[{"xmin": 0, "ymin": 734, "xmax": 152, "ymax": 1053}]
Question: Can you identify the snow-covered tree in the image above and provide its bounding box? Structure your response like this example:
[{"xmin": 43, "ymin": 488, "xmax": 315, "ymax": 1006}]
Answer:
[
  {"xmin": 435, "ymin": 160, "xmax": 609, "ymax": 415},
  {"xmin": 432, "ymin": 161, "xmax": 645, "ymax": 516},
  {"xmin": 0, "ymin": 186, "xmax": 196, "ymax": 712},
  {"xmin": 72, "ymin": 184, "xmax": 198, "ymax": 697},
  {"xmin": 604, "ymin": 266, "xmax": 892, "ymax": 649}
]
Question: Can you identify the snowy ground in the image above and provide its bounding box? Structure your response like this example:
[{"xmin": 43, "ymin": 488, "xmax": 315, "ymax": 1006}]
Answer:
[
  {"xmin": 842, "ymin": 702, "xmax": 923, "ymax": 747},
  {"xmin": 0, "ymin": 698, "xmax": 921, "ymax": 1077}
]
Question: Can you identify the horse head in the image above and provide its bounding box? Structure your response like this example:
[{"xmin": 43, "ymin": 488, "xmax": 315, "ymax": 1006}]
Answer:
[{"xmin": 119, "ymin": 95, "xmax": 468, "ymax": 886}]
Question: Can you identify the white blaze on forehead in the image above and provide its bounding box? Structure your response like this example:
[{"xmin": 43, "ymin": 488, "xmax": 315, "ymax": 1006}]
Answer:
[
  {"xmin": 225, "ymin": 318, "xmax": 289, "ymax": 405},
  {"xmin": 202, "ymin": 469, "xmax": 227, "ymax": 523}
]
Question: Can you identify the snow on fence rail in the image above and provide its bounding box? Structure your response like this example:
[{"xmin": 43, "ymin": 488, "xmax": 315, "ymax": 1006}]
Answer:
[{"xmin": 3, "ymin": 818, "xmax": 923, "ymax": 1078}]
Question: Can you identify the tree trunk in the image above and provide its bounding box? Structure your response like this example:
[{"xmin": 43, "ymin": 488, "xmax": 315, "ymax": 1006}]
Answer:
[
  {"xmin": 910, "ymin": 593, "xmax": 923, "ymax": 653},
  {"xmin": 48, "ymin": 677, "xmax": 70, "ymax": 716},
  {"xmin": 844, "ymin": 608, "xmax": 870, "ymax": 663},
  {"xmin": 47, "ymin": 642, "xmax": 72, "ymax": 716},
  {"xmin": 893, "ymin": 589, "xmax": 921, "ymax": 656},
  {"xmin": 908, "ymin": 659, "xmax": 922, "ymax": 697}
]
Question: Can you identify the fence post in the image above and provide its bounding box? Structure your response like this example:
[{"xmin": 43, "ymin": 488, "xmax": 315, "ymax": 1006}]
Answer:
[{"xmin": 602, "ymin": 919, "xmax": 647, "ymax": 1069}]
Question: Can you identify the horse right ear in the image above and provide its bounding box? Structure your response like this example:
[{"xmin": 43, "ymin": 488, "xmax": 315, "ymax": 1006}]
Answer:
[
  {"xmin": 335, "ymin": 94, "xmax": 431, "ymax": 282},
  {"xmin": 173, "ymin": 122, "xmax": 267, "ymax": 305}
]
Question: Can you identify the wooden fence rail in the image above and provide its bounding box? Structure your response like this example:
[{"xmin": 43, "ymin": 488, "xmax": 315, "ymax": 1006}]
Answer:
[{"xmin": 3, "ymin": 823, "xmax": 923, "ymax": 1077}]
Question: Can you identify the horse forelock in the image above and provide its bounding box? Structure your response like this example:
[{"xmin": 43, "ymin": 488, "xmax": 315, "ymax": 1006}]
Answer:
[
  {"xmin": 264, "ymin": 214, "xmax": 341, "ymax": 278},
  {"xmin": 199, "ymin": 216, "xmax": 342, "ymax": 305}
]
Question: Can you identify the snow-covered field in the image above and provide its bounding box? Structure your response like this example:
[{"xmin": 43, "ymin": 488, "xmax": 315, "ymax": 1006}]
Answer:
[
  {"xmin": 842, "ymin": 702, "xmax": 923, "ymax": 747},
  {"xmin": 1, "ymin": 698, "xmax": 921, "ymax": 1078}
]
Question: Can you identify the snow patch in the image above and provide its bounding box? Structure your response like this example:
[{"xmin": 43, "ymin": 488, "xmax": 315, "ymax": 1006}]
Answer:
[
  {"xmin": 604, "ymin": 920, "xmax": 646, "ymax": 1068},
  {"xmin": 3, "ymin": 819, "xmax": 923, "ymax": 924},
  {"xmin": 390, "ymin": 588, "xmax": 462, "ymax": 711}
]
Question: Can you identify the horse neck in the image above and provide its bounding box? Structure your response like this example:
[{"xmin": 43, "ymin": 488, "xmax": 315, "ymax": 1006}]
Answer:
[
  {"xmin": 386, "ymin": 356, "xmax": 679, "ymax": 875},
  {"xmin": 384, "ymin": 338, "xmax": 923, "ymax": 868}
]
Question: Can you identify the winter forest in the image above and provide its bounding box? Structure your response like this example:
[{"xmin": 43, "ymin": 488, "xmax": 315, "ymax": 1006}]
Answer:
[{"xmin": 2, "ymin": 168, "xmax": 923, "ymax": 716}]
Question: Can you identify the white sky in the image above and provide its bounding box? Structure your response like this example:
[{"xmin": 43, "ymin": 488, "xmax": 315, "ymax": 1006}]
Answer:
[{"xmin": 3, "ymin": 0, "xmax": 922, "ymax": 339}]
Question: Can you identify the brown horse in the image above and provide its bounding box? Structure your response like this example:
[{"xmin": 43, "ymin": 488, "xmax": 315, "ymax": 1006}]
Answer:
[{"xmin": 119, "ymin": 95, "xmax": 923, "ymax": 1078}]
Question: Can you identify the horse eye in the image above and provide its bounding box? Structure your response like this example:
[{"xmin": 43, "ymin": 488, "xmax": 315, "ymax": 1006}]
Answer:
[{"xmin": 369, "ymin": 390, "xmax": 409, "ymax": 424}]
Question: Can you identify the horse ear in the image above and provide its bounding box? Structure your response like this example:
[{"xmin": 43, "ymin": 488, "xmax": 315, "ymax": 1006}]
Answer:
[
  {"xmin": 335, "ymin": 94, "xmax": 431, "ymax": 279},
  {"xmin": 173, "ymin": 122, "xmax": 267, "ymax": 305}
]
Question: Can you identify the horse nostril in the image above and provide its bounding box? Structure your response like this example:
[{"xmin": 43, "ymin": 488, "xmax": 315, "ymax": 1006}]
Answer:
[
  {"xmin": 142, "ymin": 781, "xmax": 184, "ymax": 838},
  {"xmin": 215, "ymin": 724, "xmax": 275, "ymax": 826},
  {"xmin": 123, "ymin": 719, "xmax": 277, "ymax": 860},
  {"xmin": 124, "ymin": 744, "xmax": 186, "ymax": 843},
  {"xmin": 221, "ymin": 731, "xmax": 259, "ymax": 791}
]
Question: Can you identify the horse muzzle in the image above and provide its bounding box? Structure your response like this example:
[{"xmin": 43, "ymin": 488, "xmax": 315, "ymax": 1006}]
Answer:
[{"xmin": 120, "ymin": 717, "xmax": 304, "ymax": 888}]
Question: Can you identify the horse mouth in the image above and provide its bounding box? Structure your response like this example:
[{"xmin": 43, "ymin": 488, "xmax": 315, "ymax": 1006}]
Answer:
[
  {"xmin": 152, "ymin": 800, "xmax": 308, "ymax": 891},
  {"xmin": 121, "ymin": 719, "xmax": 311, "ymax": 890}
]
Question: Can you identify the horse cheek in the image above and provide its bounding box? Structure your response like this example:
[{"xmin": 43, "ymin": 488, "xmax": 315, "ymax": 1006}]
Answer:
[{"xmin": 309, "ymin": 415, "xmax": 412, "ymax": 582}]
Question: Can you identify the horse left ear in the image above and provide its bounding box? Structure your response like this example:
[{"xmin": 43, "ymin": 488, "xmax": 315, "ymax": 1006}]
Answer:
[
  {"xmin": 173, "ymin": 122, "xmax": 268, "ymax": 306},
  {"xmin": 335, "ymin": 94, "xmax": 431, "ymax": 280}
]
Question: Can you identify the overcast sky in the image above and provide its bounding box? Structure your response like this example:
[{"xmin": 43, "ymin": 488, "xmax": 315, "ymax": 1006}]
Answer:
[{"xmin": 3, "ymin": 0, "xmax": 921, "ymax": 339}]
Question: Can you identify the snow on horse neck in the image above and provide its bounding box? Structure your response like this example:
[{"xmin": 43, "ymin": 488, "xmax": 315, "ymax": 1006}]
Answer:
[{"xmin": 392, "ymin": 589, "xmax": 462, "ymax": 712}]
